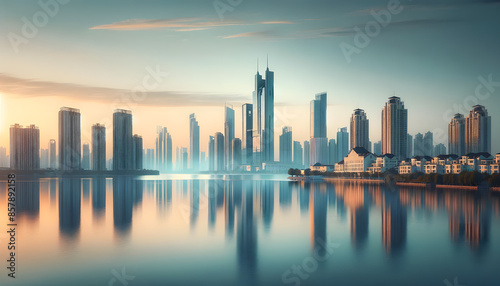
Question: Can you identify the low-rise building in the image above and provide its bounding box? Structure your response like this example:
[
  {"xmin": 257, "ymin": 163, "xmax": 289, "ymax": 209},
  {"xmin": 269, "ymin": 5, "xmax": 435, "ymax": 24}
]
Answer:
[
  {"xmin": 368, "ymin": 154, "xmax": 398, "ymax": 174},
  {"xmin": 342, "ymin": 147, "xmax": 377, "ymax": 173}
]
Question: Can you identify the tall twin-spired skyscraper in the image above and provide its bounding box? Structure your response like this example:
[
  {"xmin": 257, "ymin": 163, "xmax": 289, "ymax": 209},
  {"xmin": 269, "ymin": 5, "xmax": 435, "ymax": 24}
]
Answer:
[
  {"xmin": 382, "ymin": 96, "xmax": 408, "ymax": 160},
  {"xmin": 310, "ymin": 92, "xmax": 328, "ymax": 165},
  {"xmin": 190, "ymin": 113, "xmax": 200, "ymax": 170},
  {"xmin": 224, "ymin": 105, "xmax": 235, "ymax": 170},
  {"xmin": 253, "ymin": 65, "xmax": 274, "ymax": 164},
  {"xmin": 59, "ymin": 107, "xmax": 81, "ymax": 170},
  {"xmin": 242, "ymin": 103, "xmax": 253, "ymax": 165}
]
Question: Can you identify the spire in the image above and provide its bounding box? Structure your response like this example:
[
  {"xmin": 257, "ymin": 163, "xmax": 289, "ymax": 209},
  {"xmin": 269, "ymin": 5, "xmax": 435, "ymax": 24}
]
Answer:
[
  {"xmin": 266, "ymin": 54, "xmax": 269, "ymax": 69},
  {"xmin": 257, "ymin": 58, "xmax": 259, "ymax": 72}
]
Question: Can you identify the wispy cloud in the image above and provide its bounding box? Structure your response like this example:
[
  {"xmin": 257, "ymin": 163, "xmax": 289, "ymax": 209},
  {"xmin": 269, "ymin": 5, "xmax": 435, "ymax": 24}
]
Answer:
[
  {"xmin": 223, "ymin": 18, "xmax": 459, "ymax": 40},
  {"xmin": 0, "ymin": 74, "xmax": 248, "ymax": 107},
  {"xmin": 260, "ymin": 20, "xmax": 294, "ymax": 25},
  {"xmin": 90, "ymin": 18, "xmax": 244, "ymax": 31},
  {"xmin": 89, "ymin": 18, "xmax": 294, "ymax": 31},
  {"xmin": 223, "ymin": 31, "xmax": 274, "ymax": 39}
]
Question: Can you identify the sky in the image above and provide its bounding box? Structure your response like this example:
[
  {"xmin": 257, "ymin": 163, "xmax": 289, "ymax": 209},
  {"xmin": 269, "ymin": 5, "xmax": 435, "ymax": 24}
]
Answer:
[{"xmin": 0, "ymin": 0, "xmax": 499, "ymax": 160}]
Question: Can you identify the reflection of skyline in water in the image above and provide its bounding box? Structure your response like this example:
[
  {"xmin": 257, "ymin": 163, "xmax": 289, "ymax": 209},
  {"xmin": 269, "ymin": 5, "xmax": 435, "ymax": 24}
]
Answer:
[
  {"xmin": 59, "ymin": 178, "xmax": 81, "ymax": 239},
  {"xmin": 3, "ymin": 176, "xmax": 499, "ymax": 259},
  {"xmin": 17, "ymin": 181, "xmax": 40, "ymax": 219}
]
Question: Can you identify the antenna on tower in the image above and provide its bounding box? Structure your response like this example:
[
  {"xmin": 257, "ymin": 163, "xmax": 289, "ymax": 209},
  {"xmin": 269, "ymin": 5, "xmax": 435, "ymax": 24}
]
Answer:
[{"xmin": 266, "ymin": 54, "xmax": 269, "ymax": 68}]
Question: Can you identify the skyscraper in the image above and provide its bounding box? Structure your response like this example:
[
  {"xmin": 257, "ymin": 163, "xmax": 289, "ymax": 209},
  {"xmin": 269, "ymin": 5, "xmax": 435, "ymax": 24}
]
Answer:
[
  {"xmin": 350, "ymin": 108, "xmax": 369, "ymax": 150},
  {"xmin": 208, "ymin": 136, "xmax": 215, "ymax": 171},
  {"xmin": 242, "ymin": 103, "xmax": 253, "ymax": 165},
  {"xmin": 328, "ymin": 139, "xmax": 336, "ymax": 164},
  {"xmin": 41, "ymin": 148, "xmax": 49, "ymax": 168},
  {"xmin": 215, "ymin": 132, "xmax": 225, "ymax": 171},
  {"xmin": 113, "ymin": 109, "xmax": 133, "ymax": 171},
  {"xmin": 381, "ymin": 96, "xmax": 408, "ymax": 159},
  {"xmin": 279, "ymin": 126, "xmax": 292, "ymax": 164},
  {"xmin": 373, "ymin": 141, "xmax": 382, "ymax": 156},
  {"xmin": 310, "ymin": 92, "xmax": 328, "ymax": 165},
  {"xmin": 303, "ymin": 140, "xmax": 310, "ymax": 167},
  {"xmin": 133, "ymin": 134, "xmax": 143, "ymax": 170},
  {"xmin": 465, "ymin": 105, "xmax": 491, "ymax": 154},
  {"xmin": 413, "ymin": 133, "xmax": 424, "ymax": 156},
  {"xmin": 253, "ymin": 62, "xmax": 274, "ymax": 164},
  {"xmin": 10, "ymin": 124, "xmax": 40, "ymax": 170},
  {"xmin": 190, "ymin": 113, "xmax": 200, "ymax": 170},
  {"xmin": 232, "ymin": 138, "xmax": 242, "ymax": 171},
  {"xmin": 434, "ymin": 143, "xmax": 446, "ymax": 156},
  {"xmin": 82, "ymin": 143, "xmax": 90, "ymax": 170},
  {"xmin": 59, "ymin": 107, "xmax": 81, "ymax": 170},
  {"xmin": 0, "ymin": 147, "xmax": 8, "ymax": 168},
  {"xmin": 336, "ymin": 127, "xmax": 349, "ymax": 163},
  {"xmin": 49, "ymin": 139, "xmax": 56, "ymax": 169},
  {"xmin": 423, "ymin": 131, "xmax": 434, "ymax": 157},
  {"xmin": 293, "ymin": 141, "xmax": 303, "ymax": 166},
  {"xmin": 448, "ymin": 113, "xmax": 466, "ymax": 156},
  {"xmin": 224, "ymin": 104, "xmax": 235, "ymax": 170},
  {"xmin": 92, "ymin": 124, "xmax": 106, "ymax": 171},
  {"xmin": 406, "ymin": 134, "xmax": 413, "ymax": 158},
  {"xmin": 155, "ymin": 127, "xmax": 173, "ymax": 172}
]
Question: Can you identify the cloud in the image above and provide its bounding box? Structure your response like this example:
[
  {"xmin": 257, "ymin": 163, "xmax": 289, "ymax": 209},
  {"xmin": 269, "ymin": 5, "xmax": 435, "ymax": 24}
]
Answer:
[
  {"xmin": 223, "ymin": 31, "xmax": 275, "ymax": 39},
  {"xmin": 223, "ymin": 18, "xmax": 459, "ymax": 40},
  {"xmin": 259, "ymin": 21, "xmax": 294, "ymax": 25},
  {"xmin": 90, "ymin": 18, "xmax": 244, "ymax": 31},
  {"xmin": 90, "ymin": 18, "xmax": 294, "ymax": 32},
  {"xmin": 0, "ymin": 74, "xmax": 249, "ymax": 107}
]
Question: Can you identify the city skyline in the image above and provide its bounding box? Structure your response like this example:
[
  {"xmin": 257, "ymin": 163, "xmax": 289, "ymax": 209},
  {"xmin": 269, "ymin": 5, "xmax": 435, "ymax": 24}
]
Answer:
[{"xmin": 1, "ymin": 0, "xmax": 499, "ymax": 161}]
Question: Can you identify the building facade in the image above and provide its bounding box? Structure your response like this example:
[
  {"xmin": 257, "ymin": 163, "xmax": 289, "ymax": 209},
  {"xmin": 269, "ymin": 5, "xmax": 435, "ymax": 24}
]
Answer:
[
  {"xmin": 350, "ymin": 108, "xmax": 370, "ymax": 151},
  {"xmin": 381, "ymin": 96, "xmax": 408, "ymax": 160},
  {"xmin": 59, "ymin": 107, "xmax": 81, "ymax": 170},
  {"xmin": 10, "ymin": 124, "xmax": 40, "ymax": 170}
]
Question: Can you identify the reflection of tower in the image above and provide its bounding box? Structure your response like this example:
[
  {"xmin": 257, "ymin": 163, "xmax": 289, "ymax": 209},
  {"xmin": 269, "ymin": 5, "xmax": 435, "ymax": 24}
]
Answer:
[
  {"xmin": 92, "ymin": 177, "xmax": 106, "ymax": 221},
  {"xmin": 382, "ymin": 190, "xmax": 407, "ymax": 255},
  {"xmin": 310, "ymin": 183, "xmax": 327, "ymax": 253},
  {"xmin": 59, "ymin": 178, "xmax": 81, "ymax": 238},
  {"xmin": 346, "ymin": 184, "xmax": 369, "ymax": 250},
  {"xmin": 156, "ymin": 180, "xmax": 172, "ymax": 211},
  {"xmin": 82, "ymin": 178, "xmax": 90, "ymax": 202},
  {"xmin": 237, "ymin": 180, "xmax": 257, "ymax": 285},
  {"xmin": 299, "ymin": 182, "xmax": 310, "ymax": 214},
  {"xmin": 113, "ymin": 177, "xmax": 134, "ymax": 237},
  {"xmin": 191, "ymin": 180, "xmax": 200, "ymax": 228},
  {"xmin": 261, "ymin": 181, "xmax": 274, "ymax": 231},
  {"xmin": 447, "ymin": 191, "xmax": 490, "ymax": 252},
  {"xmin": 208, "ymin": 180, "xmax": 217, "ymax": 228},
  {"xmin": 49, "ymin": 178, "xmax": 57, "ymax": 206},
  {"xmin": 279, "ymin": 181, "xmax": 292, "ymax": 209},
  {"xmin": 225, "ymin": 180, "xmax": 235, "ymax": 237},
  {"xmin": 17, "ymin": 181, "xmax": 40, "ymax": 219}
]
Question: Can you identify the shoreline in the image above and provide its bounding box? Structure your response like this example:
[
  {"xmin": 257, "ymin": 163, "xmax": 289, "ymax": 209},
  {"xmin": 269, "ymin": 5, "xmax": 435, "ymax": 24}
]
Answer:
[{"xmin": 289, "ymin": 176, "xmax": 499, "ymax": 191}]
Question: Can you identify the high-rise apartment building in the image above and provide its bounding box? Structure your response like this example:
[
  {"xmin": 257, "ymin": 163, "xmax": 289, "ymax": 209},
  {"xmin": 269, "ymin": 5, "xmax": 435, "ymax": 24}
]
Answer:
[
  {"xmin": 350, "ymin": 108, "xmax": 369, "ymax": 150},
  {"xmin": 381, "ymin": 96, "xmax": 408, "ymax": 159},
  {"xmin": 59, "ymin": 107, "xmax": 81, "ymax": 170}
]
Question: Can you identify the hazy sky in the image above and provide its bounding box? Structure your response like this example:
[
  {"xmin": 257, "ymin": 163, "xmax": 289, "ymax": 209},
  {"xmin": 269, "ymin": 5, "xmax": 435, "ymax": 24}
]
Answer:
[{"xmin": 1, "ymin": 0, "xmax": 499, "ymax": 160}]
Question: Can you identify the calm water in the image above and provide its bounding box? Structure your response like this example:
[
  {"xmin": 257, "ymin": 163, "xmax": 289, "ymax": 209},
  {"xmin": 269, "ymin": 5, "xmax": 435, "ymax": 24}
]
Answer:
[{"xmin": 0, "ymin": 175, "xmax": 499, "ymax": 286}]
